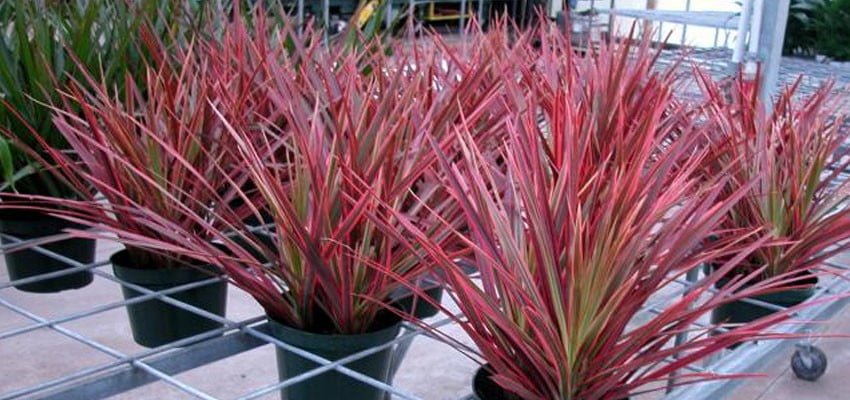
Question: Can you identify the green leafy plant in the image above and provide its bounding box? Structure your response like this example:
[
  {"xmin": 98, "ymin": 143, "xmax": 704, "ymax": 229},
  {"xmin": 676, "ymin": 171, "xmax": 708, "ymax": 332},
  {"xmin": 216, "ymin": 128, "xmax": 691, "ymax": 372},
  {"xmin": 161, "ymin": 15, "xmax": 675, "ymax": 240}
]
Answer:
[
  {"xmin": 0, "ymin": 0, "xmax": 215, "ymax": 197},
  {"xmin": 784, "ymin": 0, "xmax": 850, "ymax": 60},
  {"xmin": 812, "ymin": 0, "xmax": 850, "ymax": 60},
  {"xmin": 0, "ymin": 0, "xmax": 117, "ymax": 196},
  {"xmin": 784, "ymin": 0, "xmax": 828, "ymax": 56},
  {"xmin": 385, "ymin": 31, "xmax": 810, "ymax": 400},
  {"xmin": 698, "ymin": 71, "xmax": 850, "ymax": 281}
]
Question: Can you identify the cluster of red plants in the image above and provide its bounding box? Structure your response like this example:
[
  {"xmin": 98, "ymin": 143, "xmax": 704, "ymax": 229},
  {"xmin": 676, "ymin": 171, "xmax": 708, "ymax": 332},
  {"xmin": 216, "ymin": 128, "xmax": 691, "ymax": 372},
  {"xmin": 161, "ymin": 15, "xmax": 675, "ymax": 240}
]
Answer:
[
  {"xmin": 3, "ymin": 11, "xmax": 517, "ymax": 334},
  {"xmin": 388, "ymin": 30, "xmax": 835, "ymax": 399},
  {"xmin": 2, "ymin": 8, "xmax": 847, "ymax": 400},
  {"xmin": 0, "ymin": 18, "xmax": 275, "ymax": 268},
  {"xmin": 698, "ymin": 70, "xmax": 850, "ymax": 281}
]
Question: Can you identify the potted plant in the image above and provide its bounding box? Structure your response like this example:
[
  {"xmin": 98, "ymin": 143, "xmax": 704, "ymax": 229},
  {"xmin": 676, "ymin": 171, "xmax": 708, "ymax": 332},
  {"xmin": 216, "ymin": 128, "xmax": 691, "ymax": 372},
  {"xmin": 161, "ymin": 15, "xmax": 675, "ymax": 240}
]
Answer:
[
  {"xmin": 385, "ymin": 34, "xmax": 812, "ymax": 400},
  {"xmin": 46, "ymin": 18, "xmax": 507, "ymax": 398},
  {"xmin": 0, "ymin": 0, "xmax": 134, "ymax": 292},
  {"xmin": 0, "ymin": 12, "xmax": 277, "ymax": 345},
  {"xmin": 698, "ymin": 72, "xmax": 850, "ymax": 326},
  {"xmin": 0, "ymin": 0, "xmax": 207, "ymax": 293}
]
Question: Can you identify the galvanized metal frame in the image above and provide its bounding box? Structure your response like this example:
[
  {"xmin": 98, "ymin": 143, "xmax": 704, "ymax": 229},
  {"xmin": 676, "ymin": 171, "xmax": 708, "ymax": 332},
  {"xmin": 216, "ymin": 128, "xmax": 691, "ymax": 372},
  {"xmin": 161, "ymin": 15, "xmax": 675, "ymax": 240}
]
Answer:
[
  {"xmin": 0, "ymin": 228, "xmax": 432, "ymax": 400},
  {"xmin": 2, "ymin": 219, "xmax": 848, "ymax": 400},
  {"xmin": 601, "ymin": 0, "xmax": 791, "ymax": 102}
]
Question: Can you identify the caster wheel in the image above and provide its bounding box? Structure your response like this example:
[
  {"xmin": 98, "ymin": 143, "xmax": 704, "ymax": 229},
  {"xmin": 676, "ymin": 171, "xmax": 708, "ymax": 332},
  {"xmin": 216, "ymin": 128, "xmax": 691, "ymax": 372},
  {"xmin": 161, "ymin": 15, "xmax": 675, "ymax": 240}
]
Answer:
[{"xmin": 792, "ymin": 344, "xmax": 827, "ymax": 381}]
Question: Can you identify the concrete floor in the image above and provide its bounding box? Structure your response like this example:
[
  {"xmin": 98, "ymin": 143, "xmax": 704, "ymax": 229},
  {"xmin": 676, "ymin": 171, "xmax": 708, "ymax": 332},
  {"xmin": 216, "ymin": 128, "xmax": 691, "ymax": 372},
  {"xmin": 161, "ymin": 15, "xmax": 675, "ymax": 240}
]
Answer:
[
  {"xmin": 1, "ymin": 239, "xmax": 849, "ymax": 400},
  {"xmin": 725, "ymin": 311, "xmax": 850, "ymax": 400}
]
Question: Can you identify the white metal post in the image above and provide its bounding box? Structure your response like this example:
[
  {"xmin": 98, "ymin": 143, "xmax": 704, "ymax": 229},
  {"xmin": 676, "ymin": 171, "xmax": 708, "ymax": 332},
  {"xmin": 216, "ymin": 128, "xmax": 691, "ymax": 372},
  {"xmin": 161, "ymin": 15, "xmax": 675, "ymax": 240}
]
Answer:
[
  {"xmin": 756, "ymin": 0, "xmax": 791, "ymax": 105},
  {"xmin": 460, "ymin": 0, "xmax": 469, "ymax": 36},
  {"xmin": 323, "ymin": 0, "xmax": 330, "ymax": 44},
  {"xmin": 680, "ymin": 0, "xmax": 691, "ymax": 45},
  {"xmin": 478, "ymin": 0, "xmax": 484, "ymax": 23},
  {"xmin": 745, "ymin": 0, "xmax": 765, "ymax": 75},
  {"xmin": 732, "ymin": 0, "xmax": 753, "ymax": 64},
  {"xmin": 297, "ymin": 0, "xmax": 305, "ymax": 32}
]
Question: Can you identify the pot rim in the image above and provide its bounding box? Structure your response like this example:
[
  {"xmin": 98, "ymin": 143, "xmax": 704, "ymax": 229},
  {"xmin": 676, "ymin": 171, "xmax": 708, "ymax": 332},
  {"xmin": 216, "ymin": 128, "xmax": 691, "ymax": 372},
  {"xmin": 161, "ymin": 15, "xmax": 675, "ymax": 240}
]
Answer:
[
  {"xmin": 267, "ymin": 317, "xmax": 402, "ymax": 352},
  {"xmin": 0, "ymin": 210, "xmax": 90, "ymax": 235},
  {"xmin": 111, "ymin": 249, "xmax": 222, "ymax": 285}
]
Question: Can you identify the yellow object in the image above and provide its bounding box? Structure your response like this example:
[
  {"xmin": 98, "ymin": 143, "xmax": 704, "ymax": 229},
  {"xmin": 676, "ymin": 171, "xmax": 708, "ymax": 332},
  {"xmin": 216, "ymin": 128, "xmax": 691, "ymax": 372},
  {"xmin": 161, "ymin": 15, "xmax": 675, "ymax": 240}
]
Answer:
[
  {"xmin": 425, "ymin": 1, "xmax": 474, "ymax": 21},
  {"xmin": 355, "ymin": 0, "xmax": 381, "ymax": 28}
]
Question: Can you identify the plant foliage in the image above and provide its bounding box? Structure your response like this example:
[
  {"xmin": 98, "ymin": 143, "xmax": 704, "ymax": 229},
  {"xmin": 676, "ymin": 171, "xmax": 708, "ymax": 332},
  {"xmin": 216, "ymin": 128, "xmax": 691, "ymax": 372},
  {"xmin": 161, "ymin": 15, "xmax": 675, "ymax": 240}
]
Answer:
[
  {"xmin": 8, "ymin": 16, "xmax": 509, "ymax": 333},
  {"xmin": 0, "ymin": 0, "xmax": 216, "ymax": 197},
  {"xmin": 0, "ymin": 10, "xmax": 276, "ymax": 268},
  {"xmin": 699, "ymin": 71, "xmax": 850, "ymax": 280},
  {"xmin": 387, "ymin": 30, "xmax": 811, "ymax": 400}
]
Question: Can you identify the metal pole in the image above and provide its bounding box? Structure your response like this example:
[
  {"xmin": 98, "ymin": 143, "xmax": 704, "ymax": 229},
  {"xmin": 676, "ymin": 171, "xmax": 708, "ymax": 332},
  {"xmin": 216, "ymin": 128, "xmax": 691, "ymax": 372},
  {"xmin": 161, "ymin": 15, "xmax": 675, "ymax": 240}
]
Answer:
[
  {"xmin": 644, "ymin": 0, "xmax": 657, "ymax": 36},
  {"xmin": 756, "ymin": 0, "xmax": 790, "ymax": 105},
  {"xmin": 409, "ymin": 0, "xmax": 416, "ymax": 38},
  {"xmin": 681, "ymin": 0, "xmax": 691, "ymax": 45},
  {"xmin": 460, "ymin": 0, "xmax": 467, "ymax": 34},
  {"xmin": 732, "ymin": 0, "xmax": 753, "ymax": 64},
  {"xmin": 745, "ymin": 0, "xmax": 765, "ymax": 75},
  {"xmin": 297, "ymin": 0, "xmax": 304, "ymax": 33},
  {"xmin": 386, "ymin": 0, "xmax": 394, "ymax": 30},
  {"xmin": 322, "ymin": 0, "xmax": 330, "ymax": 45},
  {"xmin": 608, "ymin": 0, "xmax": 617, "ymax": 37},
  {"xmin": 478, "ymin": 0, "xmax": 484, "ymax": 23},
  {"xmin": 665, "ymin": 266, "xmax": 701, "ymax": 393}
]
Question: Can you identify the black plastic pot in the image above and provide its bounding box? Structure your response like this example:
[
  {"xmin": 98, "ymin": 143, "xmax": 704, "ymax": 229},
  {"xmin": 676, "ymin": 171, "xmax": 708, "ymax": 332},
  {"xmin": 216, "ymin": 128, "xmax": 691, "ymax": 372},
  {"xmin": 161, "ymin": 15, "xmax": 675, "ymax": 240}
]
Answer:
[
  {"xmin": 472, "ymin": 365, "xmax": 630, "ymax": 400},
  {"xmin": 710, "ymin": 276, "xmax": 818, "ymax": 325},
  {"xmin": 391, "ymin": 280, "xmax": 444, "ymax": 319},
  {"xmin": 111, "ymin": 249, "xmax": 228, "ymax": 348},
  {"xmin": 0, "ymin": 211, "xmax": 95, "ymax": 293},
  {"xmin": 227, "ymin": 230, "xmax": 276, "ymax": 264},
  {"xmin": 268, "ymin": 318, "xmax": 401, "ymax": 400},
  {"xmin": 472, "ymin": 366, "xmax": 523, "ymax": 400}
]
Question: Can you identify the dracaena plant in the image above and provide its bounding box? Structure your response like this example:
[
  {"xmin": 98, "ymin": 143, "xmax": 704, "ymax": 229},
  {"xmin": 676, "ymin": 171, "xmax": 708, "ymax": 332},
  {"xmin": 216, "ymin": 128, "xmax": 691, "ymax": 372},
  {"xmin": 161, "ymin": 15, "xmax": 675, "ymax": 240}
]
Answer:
[
  {"xmin": 14, "ymin": 21, "xmax": 507, "ymax": 334},
  {"xmin": 698, "ymin": 71, "xmax": 850, "ymax": 281},
  {"xmin": 0, "ymin": 18, "xmax": 276, "ymax": 268},
  {"xmin": 385, "ymin": 32, "xmax": 809, "ymax": 400},
  {"xmin": 0, "ymin": 0, "xmax": 128, "ymax": 196},
  {"xmin": 187, "ymin": 29, "xmax": 507, "ymax": 334}
]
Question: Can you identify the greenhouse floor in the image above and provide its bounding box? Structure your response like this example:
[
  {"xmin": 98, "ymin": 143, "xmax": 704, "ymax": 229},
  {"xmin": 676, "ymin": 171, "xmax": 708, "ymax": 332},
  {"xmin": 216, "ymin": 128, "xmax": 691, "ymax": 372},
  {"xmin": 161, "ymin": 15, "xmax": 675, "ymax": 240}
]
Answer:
[{"xmin": 728, "ymin": 314, "xmax": 850, "ymax": 400}]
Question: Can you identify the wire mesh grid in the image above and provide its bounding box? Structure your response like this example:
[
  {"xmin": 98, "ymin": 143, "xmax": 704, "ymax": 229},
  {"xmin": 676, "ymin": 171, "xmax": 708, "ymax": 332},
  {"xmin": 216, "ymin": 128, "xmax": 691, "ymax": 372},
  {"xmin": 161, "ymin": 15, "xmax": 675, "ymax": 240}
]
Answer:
[
  {"xmin": 2, "ymin": 5, "xmax": 850, "ymax": 399},
  {"xmin": 0, "ymin": 220, "xmax": 849, "ymax": 400}
]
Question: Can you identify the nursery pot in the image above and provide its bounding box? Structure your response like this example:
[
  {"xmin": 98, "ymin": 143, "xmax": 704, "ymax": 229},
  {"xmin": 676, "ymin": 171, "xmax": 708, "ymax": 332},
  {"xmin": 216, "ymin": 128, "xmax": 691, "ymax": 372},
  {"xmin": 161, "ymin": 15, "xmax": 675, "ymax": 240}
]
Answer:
[
  {"xmin": 111, "ymin": 249, "xmax": 228, "ymax": 348},
  {"xmin": 227, "ymin": 230, "xmax": 276, "ymax": 264},
  {"xmin": 472, "ymin": 365, "xmax": 630, "ymax": 400},
  {"xmin": 268, "ymin": 318, "xmax": 402, "ymax": 400},
  {"xmin": 0, "ymin": 211, "xmax": 95, "ymax": 293},
  {"xmin": 710, "ymin": 274, "xmax": 818, "ymax": 325},
  {"xmin": 391, "ymin": 278, "xmax": 444, "ymax": 319},
  {"xmin": 472, "ymin": 366, "xmax": 523, "ymax": 400}
]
